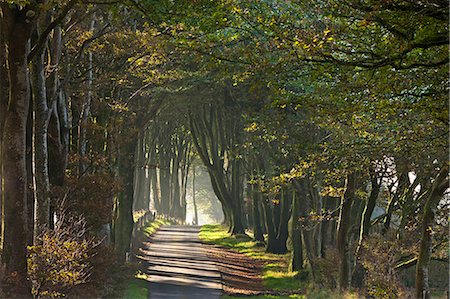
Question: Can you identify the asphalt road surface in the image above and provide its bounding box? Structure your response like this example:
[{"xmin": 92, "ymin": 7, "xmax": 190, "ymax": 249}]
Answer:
[{"xmin": 141, "ymin": 225, "xmax": 222, "ymax": 299}]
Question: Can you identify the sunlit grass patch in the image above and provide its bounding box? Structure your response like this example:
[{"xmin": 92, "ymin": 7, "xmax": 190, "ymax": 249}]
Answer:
[
  {"xmin": 122, "ymin": 278, "xmax": 148, "ymax": 299},
  {"xmin": 263, "ymin": 266, "xmax": 304, "ymax": 291},
  {"xmin": 142, "ymin": 218, "xmax": 171, "ymax": 237},
  {"xmin": 200, "ymin": 224, "xmax": 302, "ymax": 292}
]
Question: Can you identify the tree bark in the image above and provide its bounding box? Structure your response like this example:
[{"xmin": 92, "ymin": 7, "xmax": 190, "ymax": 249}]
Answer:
[
  {"xmin": 359, "ymin": 172, "xmax": 380, "ymax": 240},
  {"xmin": 114, "ymin": 141, "xmax": 136, "ymax": 263},
  {"xmin": 337, "ymin": 173, "xmax": 356, "ymax": 290},
  {"xmin": 290, "ymin": 191, "xmax": 303, "ymax": 271},
  {"xmin": 31, "ymin": 38, "xmax": 51, "ymax": 238},
  {"xmin": 192, "ymin": 165, "xmax": 199, "ymax": 225},
  {"xmin": 78, "ymin": 18, "xmax": 95, "ymax": 175},
  {"xmin": 415, "ymin": 165, "xmax": 448, "ymax": 299},
  {"xmin": 352, "ymin": 169, "xmax": 380, "ymax": 287},
  {"xmin": 0, "ymin": 18, "xmax": 7, "ymax": 242},
  {"xmin": 252, "ymin": 186, "xmax": 264, "ymax": 242},
  {"xmin": 1, "ymin": 5, "xmax": 33, "ymax": 296}
]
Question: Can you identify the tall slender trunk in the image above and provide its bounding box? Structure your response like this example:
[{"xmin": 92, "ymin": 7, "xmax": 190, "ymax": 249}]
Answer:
[
  {"xmin": 114, "ymin": 141, "xmax": 136, "ymax": 263},
  {"xmin": 415, "ymin": 165, "xmax": 448, "ymax": 299},
  {"xmin": 262, "ymin": 196, "xmax": 278, "ymax": 252},
  {"xmin": 358, "ymin": 171, "xmax": 380, "ymax": 241},
  {"xmin": 159, "ymin": 149, "xmax": 171, "ymax": 214},
  {"xmin": 290, "ymin": 191, "xmax": 303, "ymax": 271},
  {"xmin": 26, "ymin": 92, "xmax": 34, "ymax": 244},
  {"xmin": 0, "ymin": 19, "xmax": 8, "ymax": 243},
  {"xmin": 275, "ymin": 189, "xmax": 291, "ymax": 254},
  {"xmin": 383, "ymin": 171, "xmax": 408, "ymax": 234},
  {"xmin": 45, "ymin": 23, "xmax": 65, "ymax": 231},
  {"xmin": 192, "ymin": 165, "xmax": 198, "ymax": 225},
  {"xmin": 133, "ymin": 132, "xmax": 145, "ymax": 210},
  {"xmin": 352, "ymin": 170, "xmax": 380, "ymax": 287},
  {"xmin": 78, "ymin": 18, "xmax": 95, "ymax": 175},
  {"xmin": 32, "ymin": 41, "xmax": 51, "ymax": 238},
  {"xmin": 252, "ymin": 186, "xmax": 264, "ymax": 242},
  {"xmin": 337, "ymin": 173, "xmax": 356, "ymax": 290},
  {"xmin": 148, "ymin": 137, "xmax": 160, "ymax": 211},
  {"xmin": 311, "ymin": 185, "xmax": 323, "ymax": 258},
  {"xmin": 320, "ymin": 196, "xmax": 333, "ymax": 257}
]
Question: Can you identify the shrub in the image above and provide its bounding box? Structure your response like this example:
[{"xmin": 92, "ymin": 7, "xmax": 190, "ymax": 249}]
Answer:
[
  {"xmin": 313, "ymin": 248, "xmax": 340, "ymax": 289},
  {"xmin": 28, "ymin": 215, "xmax": 98, "ymax": 298},
  {"xmin": 359, "ymin": 234, "xmax": 406, "ymax": 299}
]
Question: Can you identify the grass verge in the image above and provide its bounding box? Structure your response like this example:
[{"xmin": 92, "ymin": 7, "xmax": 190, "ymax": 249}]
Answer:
[
  {"xmin": 200, "ymin": 224, "xmax": 303, "ymax": 292},
  {"xmin": 200, "ymin": 224, "xmax": 359, "ymax": 299}
]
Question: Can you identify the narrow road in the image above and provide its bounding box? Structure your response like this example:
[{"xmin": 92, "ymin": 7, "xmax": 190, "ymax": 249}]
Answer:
[{"xmin": 141, "ymin": 225, "xmax": 222, "ymax": 299}]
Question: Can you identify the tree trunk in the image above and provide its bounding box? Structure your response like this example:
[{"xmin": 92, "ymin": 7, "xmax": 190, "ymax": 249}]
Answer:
[
  {"xmin": 290, "ymin": 191, "xmax": 303, "ymax": 271},
  {"xmin": 32, "ymin": 41, "xmax": 51, "ymax": 238},
  {"xmin": 415, "ymin": 165, "xmax": 448, "ymax": 299},
  {"xmin": 114, "ymin": 142, "xmax": 136, "ymax": 263},
  {"xmin": 252, "ymin": 187, "xmax": 264, "ymax": 242},
  {"xmin": 78, "ymin": 18, "xmax": 95, "ymax": 175},
  {"xmin": 352, "ymin": 170, "xmax": 380, "ymax": 287},
  {"xmin": 262, "ymin": 196, "xmax": 278, "ymax": 252},
  {"xmin": 1, "ymin": 5, "xmax": 33, "ymax": 296},
  {"xmin": 159, "ymin": 149, "xmax": 171, "ymax": 215},
  {"xmin": 275, "ymin": 189, "xmax": 291, "ymax": 254},
  {"xmin": 192, "ymin": 165, "xmax": 199, "ymax": 225},
  {"xmin": 0, "ymin": 18, "xmax": 8, "ymax": 243},
  {"xmin": 383, "ymin": 171, "xmax": 408, "ymax": 234},
  {"xmin": 26, "ymin": 91, "xmax": 35, "ymax": 243},
  {"xmin": 359, "ymin": 173, "xmax": 380, "ymax": 238},
  {"xmin": 337, "ymin": 173, "xmax": 356, "ymax": 290},
  {"xmin": 149, "ymin": 140, "xmax": 161, "ymax": 211}
]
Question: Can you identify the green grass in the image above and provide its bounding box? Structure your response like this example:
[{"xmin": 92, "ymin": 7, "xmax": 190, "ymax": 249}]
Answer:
[
  {"xmin": 122, "ymin": 277, "xmax": 148, "ymax": 299},
  {"xmin": 200, "ymin": 225, "xmax": 362, "ymax": 299},
  {"xmin": 142, "ymin": 218, "xmax": 172, "ymax": 237},
  {"xmin": 200, "ymin": 224, "xmax": 304, "ymax": 292}
]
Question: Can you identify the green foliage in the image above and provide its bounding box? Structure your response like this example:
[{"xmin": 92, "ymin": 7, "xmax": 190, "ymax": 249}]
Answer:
[{"xmin": 2, "ymin": 0, "xmax": 30, "ymax": 7}]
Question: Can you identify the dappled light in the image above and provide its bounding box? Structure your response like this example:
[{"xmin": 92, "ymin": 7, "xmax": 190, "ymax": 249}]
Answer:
[{"xmin": 0, "ymin": 0, "xmax": 448, "ymax": 298}]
